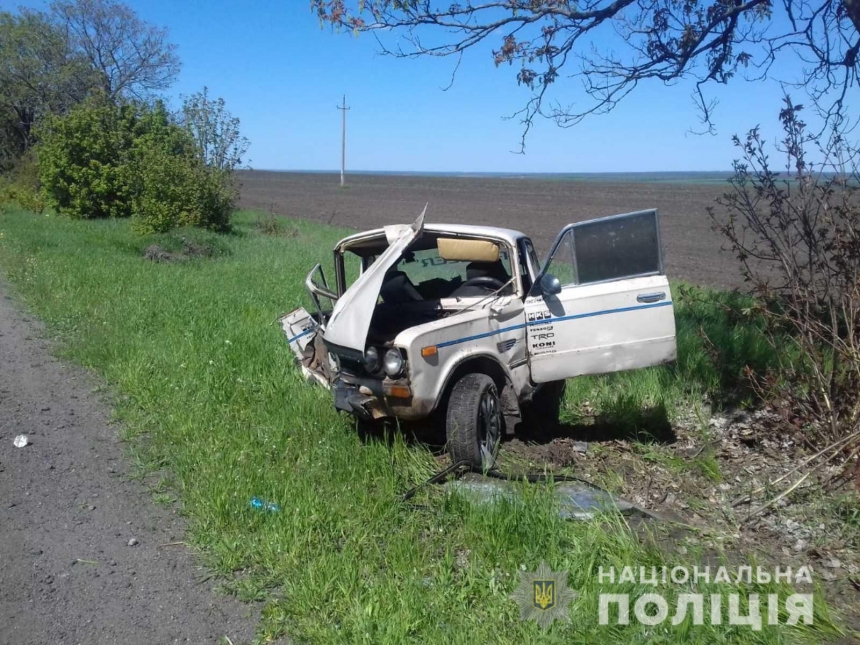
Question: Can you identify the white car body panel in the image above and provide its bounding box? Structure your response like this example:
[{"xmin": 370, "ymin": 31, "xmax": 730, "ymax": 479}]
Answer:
[
  {"xmin": 281, "ymin": 306, "xmax": 317, "ymax": 355},
  {"xmin": 280, "ymin": 306, "xmax": 330, "ymax": 387},
  {"xmin": 525, "ymin": 275, "xmax": 676, "ymax": 382},
  {"xmin": 391, "ymin": 295, "xmax": 532, "ymax": 417}
]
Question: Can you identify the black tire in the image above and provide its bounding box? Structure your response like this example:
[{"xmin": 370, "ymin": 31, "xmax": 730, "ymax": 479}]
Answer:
[{"xmin": 446, "ymin": 373, "xmax": 503, "ymax": 470}]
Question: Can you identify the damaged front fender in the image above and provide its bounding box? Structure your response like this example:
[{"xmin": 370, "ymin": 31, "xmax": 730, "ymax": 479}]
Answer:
[{"xmin": 279, "ymin": 307, "xmax": 331, "ymax": 388}]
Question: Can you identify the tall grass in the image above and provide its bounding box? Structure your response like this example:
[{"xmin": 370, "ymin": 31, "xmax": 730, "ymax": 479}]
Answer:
[
  {"xmin": 561, "ymin": 284, "xmax": 778, "ymax": 442},
  {"xmin": 0, "ymin": 207, "xmax": 841, "ymax": 643}
]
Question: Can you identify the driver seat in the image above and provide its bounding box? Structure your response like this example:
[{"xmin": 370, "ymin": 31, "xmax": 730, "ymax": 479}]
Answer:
[
  {"xmin": 450, "ymin": 261, "xmax": 511, "ymax": 298},
  {"xmin": 380, "ymin": 270, "xmax": 423, "ymax": 304},
  {"xmin": 465, "ymin": 261, "xmax": 509, "ymax": 283}
]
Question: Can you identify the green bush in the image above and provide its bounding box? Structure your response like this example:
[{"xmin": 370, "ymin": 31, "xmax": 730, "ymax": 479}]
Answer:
[
  {"xmin": 0, "ymin": 149, "xmax": 44, "ymax": 213},
  {"xmin": 130, "ymin": 140, "xmax": 234, "ymax": 235},
  {"xmin": 37, "ymin": 98, "xmax": 235, "ymax": 233},
  {"xmin": 38, "ymin": 98, "xmax": 136, "ymax": 219}
]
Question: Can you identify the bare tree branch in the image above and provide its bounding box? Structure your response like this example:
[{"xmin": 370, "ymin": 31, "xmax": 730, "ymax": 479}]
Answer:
[
  {"xmin": 311, "ymin": 0, "xmax": 859, "ymax": 150},
  {"xmin": 52, "ymin": 0, "xmax": 180, "ymax": 102}
]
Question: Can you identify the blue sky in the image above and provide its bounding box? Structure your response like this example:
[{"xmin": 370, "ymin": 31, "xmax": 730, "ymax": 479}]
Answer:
[{"xmin": 13, "ymin": 0, "xmax": 848, "ymax": 172}]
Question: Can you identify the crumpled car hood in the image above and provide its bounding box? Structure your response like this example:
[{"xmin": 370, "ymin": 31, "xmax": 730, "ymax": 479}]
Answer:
[{"xmin": 322, "ymin": 206, "xmax": 426, "ymax": 354}]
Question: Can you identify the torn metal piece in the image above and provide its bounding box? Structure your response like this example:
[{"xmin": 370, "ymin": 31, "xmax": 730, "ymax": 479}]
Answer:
[{"xmin": 446, "ymin": 473, "xmax": 668, "ymax": 521}]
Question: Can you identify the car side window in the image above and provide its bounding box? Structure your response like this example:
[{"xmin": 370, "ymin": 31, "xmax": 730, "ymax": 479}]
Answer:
[
  {"xmin": 542, "ymin": 210, "xmax": 662, "ymax": 289},
  {"xmin": 573, "ymin": 210, "xmax": 661, "ymax": 284},
  {"xmin": 542, "ymin": 230, "xmax": 577, "ymax": 286}
]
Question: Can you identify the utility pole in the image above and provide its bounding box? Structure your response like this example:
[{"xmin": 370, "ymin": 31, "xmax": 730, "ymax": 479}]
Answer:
[{"xmin": 337, "ymin": 94, "xmax": 350, "ymax": 187}]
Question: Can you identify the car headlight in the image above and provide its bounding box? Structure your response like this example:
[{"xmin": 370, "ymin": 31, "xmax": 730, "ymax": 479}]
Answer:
[
  {"xmin": 364, "ymin": 345, "xmax": 380, "ymax": 372},
  {"xmin": 383, "ymin": 348, "xmax": 405, "ymax": 377}
]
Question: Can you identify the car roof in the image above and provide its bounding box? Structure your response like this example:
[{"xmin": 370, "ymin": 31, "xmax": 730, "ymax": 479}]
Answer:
[{"xmin": 336, "ymin": 223, "xmax": 528, "ymax": 250}]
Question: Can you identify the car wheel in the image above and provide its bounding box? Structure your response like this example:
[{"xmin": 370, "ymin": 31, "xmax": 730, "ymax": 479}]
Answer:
[{"xmin": 446, "ymin": 373, "xmax": 503, "ymax": 470}]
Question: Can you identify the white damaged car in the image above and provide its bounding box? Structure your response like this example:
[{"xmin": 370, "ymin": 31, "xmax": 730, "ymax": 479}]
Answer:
[{"xmin": 280, "ymin": 207, "xmax": 677, "ymax": 469}]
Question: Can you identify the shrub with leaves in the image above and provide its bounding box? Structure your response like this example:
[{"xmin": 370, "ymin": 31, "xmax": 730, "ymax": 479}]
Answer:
[
  {"xmin": 711, "ymin": 97, "xmax": 860, "ymax": 465},
  {"xmin": 37, "ymin": 97, "xmax": 136, "ymax": 219},
  {"xmin": 130, "ymin": 145, "xmax": 234, "ymax": 234},
  {"xmin": 129, "ymin": 102, "xmax": 234, "ymax": 234},
  {"xmin": 179, "ymin": 86, "xmax": 249, "ymax": 172},
  {"xmin": 0, "ymin": 149, "xmax": 45, "ymax": 213},
  {"xmin": 37, "ymin": 97, "xmax": 236, "ymax": 232}
]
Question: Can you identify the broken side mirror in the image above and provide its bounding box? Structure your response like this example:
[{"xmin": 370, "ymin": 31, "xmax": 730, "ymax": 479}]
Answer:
[{"xmin": 540, "ymin": 273, "xmax": 562, "ymax": 296}]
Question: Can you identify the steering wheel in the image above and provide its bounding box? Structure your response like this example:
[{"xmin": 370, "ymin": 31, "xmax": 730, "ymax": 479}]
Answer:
[{"xmin": 460, "ymin": 276, "xmax": 505, "ymax": 291}]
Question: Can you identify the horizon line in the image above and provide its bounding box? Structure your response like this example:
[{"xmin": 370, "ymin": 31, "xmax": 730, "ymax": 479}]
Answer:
[{"xmin": 241, "ymin": 168, "xmax": 734, "ymax": 175}]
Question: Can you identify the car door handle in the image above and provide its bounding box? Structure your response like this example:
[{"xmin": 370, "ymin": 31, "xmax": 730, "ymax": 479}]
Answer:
[{"xmin": 637, "ymin": 292, "xmax": 666, "ymax": 303}]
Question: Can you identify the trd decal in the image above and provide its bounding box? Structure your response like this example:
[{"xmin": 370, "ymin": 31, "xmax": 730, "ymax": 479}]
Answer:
[{"xmin": 530, "ymin": 340, "xmax": 557, "ymax": 356}]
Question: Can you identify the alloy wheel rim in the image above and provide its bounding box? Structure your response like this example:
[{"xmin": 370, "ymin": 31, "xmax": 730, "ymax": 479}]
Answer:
[{"xmin": 478, "ymin": 388, "xmax": 501, "ymax": 468}]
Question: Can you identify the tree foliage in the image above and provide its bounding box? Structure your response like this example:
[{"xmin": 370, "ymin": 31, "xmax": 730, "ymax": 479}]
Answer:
[
  {"xmin": 0, "ymin": 149, "xmax": 45, "ymax": 214},
  {"xmin": 312, "ymin": 0, "xmax": 860, "ymax": 149},
  {"xmin": 711, "ymin": 98, "xmax": 860, "ymax": 453},
  {"xmin": 38, "ymin": 97, "xmax": 137, "ymax": 219},
  {"xmin": 1, "ymin": 1, "xmax": 240, "ymax": 234},
  {"xmin": 0, "ymin": 0, "xmax": 179, "ymax": 169},
  {"xmin": 180, "ymin": 87, "xmax": 250, "ymax": 172},
  {"xmin": 38, "ymin": 99, "xmax": 235, "ymax": 232},
  {"xmin": 131, "ymin": 109, "xmax": 235, "ymax": 235},
  {"xmin": 0, "ymin": 10, "xmax": 94, "ymax": 170}
]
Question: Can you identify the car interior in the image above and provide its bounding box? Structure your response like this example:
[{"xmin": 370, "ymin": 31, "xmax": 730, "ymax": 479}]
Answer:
[{"xmin": 342, "ymin": 232, "xmax": 518, "ymax": 342}]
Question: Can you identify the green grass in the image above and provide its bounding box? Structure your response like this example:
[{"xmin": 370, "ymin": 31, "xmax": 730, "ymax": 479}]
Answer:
[
  {"xmin": 562, "ymin": 283, "xmax": 777, "ymax": 438},
  {"xmin": 0, "ymin": 207, "xmax": 844, "ymax": 643}
]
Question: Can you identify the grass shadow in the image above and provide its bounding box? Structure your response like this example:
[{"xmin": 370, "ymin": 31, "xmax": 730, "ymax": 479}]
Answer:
[
  {"xmin": 355, "ymin": 416, "xmax": 448, "ymax": 455},
  {"xmin": 109, "ymin": 225, "xmax": 236, "ymax": 259},
  {"xmin": 517, "ymin": 398, "xmax": 676, "ymax": 445}
]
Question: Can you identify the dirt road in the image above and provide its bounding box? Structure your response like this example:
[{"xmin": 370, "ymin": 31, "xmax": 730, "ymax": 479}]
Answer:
[
  {"xmin": 0, "ymin": 285, "xmax": 257, "ymax": 645},
  {"xmin": 239, "ymin": 171, "xmax": 740, "ymax": 289}
]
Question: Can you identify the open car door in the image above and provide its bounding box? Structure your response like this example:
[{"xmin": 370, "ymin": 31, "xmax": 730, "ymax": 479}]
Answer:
[{"xmin": 524, "ymin": 209, "xmax": 676, "ymax": 383}]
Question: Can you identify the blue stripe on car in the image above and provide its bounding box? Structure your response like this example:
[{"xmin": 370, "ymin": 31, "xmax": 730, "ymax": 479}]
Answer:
[
  {"xmin": 287, "ymin": 326, "xmax": 316, "ymax": 344},
  {"xmin": 435, "ymin": 300, "xmax": 672, "ymax": 349},
  {"xmin": 436, "ymin": 322, "xmax": 526, "ymax": 348},
  {"xmin": 527, "ymin": 300, "xmax": 673, "ymax": 326}
]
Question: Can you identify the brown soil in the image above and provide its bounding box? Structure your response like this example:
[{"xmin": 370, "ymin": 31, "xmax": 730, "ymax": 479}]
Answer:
[
  {"xmin": 238, "ymin": 171, "xmax": 740, "ymax": 289},
  {"xmin": 498, "ymin": 407, "xmax": 860, "ymax": 628},
  {"xmin": 143, "ymin": 238, "xmax": 216, "ymax": 263}
]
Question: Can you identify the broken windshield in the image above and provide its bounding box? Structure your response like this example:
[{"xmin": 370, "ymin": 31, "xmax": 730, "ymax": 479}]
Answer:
[{"xmin": 366, "ymin": 240, "xmax": 514, "ymax": 303}]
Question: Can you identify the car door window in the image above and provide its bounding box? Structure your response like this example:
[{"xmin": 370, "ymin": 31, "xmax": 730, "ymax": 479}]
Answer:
[
  {"xmin": 573, "ymin": 210, "xmax": 661, "ymax": 284},
  {"xmin": 543, "ymin": 210, "xmax": 662, "ymax": 287},
  {"xmin": 541, "ymin": 229, "xmax": 577, "ymax": 286}
]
